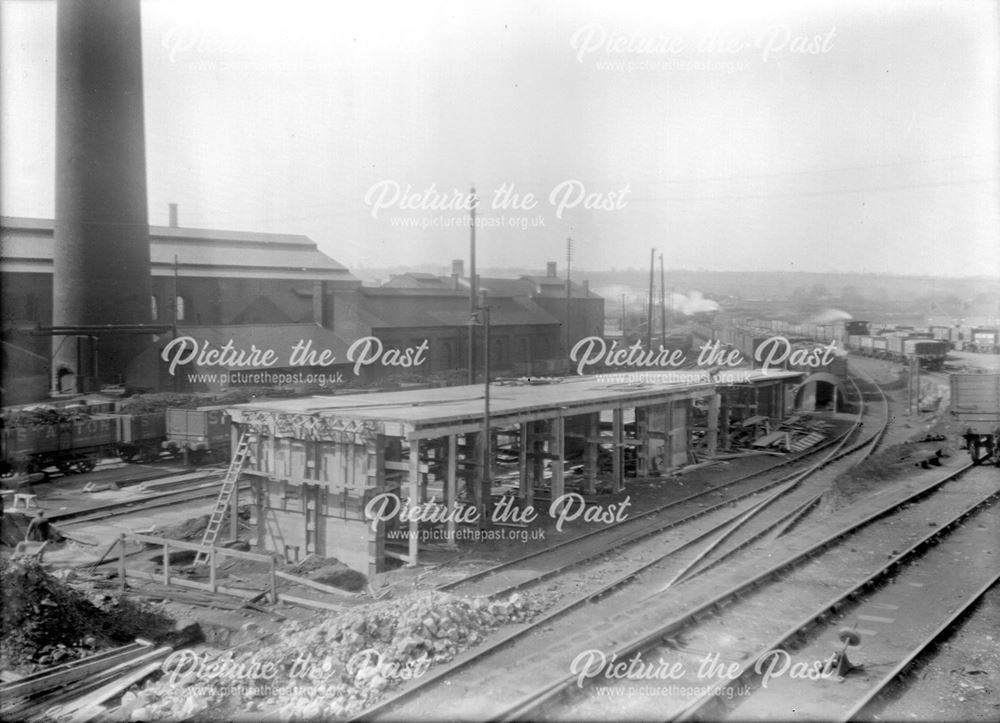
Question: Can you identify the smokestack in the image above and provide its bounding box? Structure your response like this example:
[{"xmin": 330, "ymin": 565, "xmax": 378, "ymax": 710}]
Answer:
[
  {"xmin": 546, "ymin": 261, "xmax": 557, "ymax": 278},
  {"xmin": 52, "ymin": 0, "xmax": 154, "ymax": 392},
  {"xmin": 168, "ymin": 203, "xmax": 179, "ymax": 228}
]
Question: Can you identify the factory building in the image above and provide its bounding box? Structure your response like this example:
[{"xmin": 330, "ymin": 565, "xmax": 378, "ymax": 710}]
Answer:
[
  {"xmin": 226, "ymin": 370, "xmax": 802, "ymax": 575},
  {"xmin": 2, "ymin": 215, "xmax": 606, "ymax": 400},
  {"xmin": 384, "ymin": 259, "xmax": 606, "ymax": 373},
  {"xmin": 1, "ymin": 216, "xmax": 362, "ymax": 400}
]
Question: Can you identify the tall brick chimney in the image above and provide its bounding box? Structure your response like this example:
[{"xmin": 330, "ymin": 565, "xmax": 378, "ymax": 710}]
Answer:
[{"xmin": 53, "ymin": 0, "xmax": 154, "ymax": 392}]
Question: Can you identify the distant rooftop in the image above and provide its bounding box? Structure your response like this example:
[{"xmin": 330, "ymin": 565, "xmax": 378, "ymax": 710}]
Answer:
[{"xmin": 0, "ymin": 216, "xmax": 360, "ymax": 286}]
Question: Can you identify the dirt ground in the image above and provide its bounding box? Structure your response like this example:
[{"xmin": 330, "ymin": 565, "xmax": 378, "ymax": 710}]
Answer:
[{"xmin": 860, "ymin": 584, "xmax": 1000, "ymax": 722}]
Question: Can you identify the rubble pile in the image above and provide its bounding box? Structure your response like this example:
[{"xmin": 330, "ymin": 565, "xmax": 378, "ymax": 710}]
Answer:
[
  {"xmin": 117, "ymin": 591, "xmax": 542, "ymax": 720},
  {"xmin": 0, "ymin": 559, "xmax": 174, "ymax": 673}
]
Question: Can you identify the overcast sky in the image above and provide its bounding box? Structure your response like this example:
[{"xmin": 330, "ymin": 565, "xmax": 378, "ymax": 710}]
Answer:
[{"xmin": 2, "ymin": 0, "xmax": 998, "ymax": 277}]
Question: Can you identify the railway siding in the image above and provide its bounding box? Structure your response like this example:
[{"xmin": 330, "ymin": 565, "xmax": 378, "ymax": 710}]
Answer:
[{"xmin": 358, "ymin": 464, "xmax": 995, "ymax": 721}]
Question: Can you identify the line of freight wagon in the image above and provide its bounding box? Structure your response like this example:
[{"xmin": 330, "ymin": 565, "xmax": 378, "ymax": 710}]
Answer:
[
  {"xmin": 732, "ymin": 318, "xmax": 961, "ymax": 371},
  {"xmin": 1, "ymin": 404, "xmax": 231, "ymax": 478}
]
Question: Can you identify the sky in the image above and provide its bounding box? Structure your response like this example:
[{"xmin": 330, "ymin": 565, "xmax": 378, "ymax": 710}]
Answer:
[{"xmin": 2, "ymin": 0, "xmax": 998, "ymax": 277}]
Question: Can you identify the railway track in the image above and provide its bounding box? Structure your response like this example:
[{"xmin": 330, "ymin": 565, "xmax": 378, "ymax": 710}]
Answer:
[
  {"xmin": 50, "ymin": 475, "xmax": 238, "ymax": 528},
  {"xmin": 517, "ymin": 464, "xmax": 996, "ymax": 721},
  {"xmin": 353, "ymin": 460, "xmax": 991, "ymax": 721},
  {"xmin": 350, "ymin": 369, "xmax": 903, "ymax": 721}
]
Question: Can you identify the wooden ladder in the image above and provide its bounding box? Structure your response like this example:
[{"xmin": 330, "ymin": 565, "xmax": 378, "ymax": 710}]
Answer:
[{"xmin": 193, "ymin": 428, "xmax": 256, "ymax": 566}]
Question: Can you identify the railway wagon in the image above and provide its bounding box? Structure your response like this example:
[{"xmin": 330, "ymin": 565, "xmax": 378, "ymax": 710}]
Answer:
[
  {"xmin": 930, "ymin": 325, "xmax": 953, "ymax": 342},
  {"xmin": 950, "ymin": 374, "xmax": 1000, "ymax": 465},
  {"xmin": 163, "ymin": 407, "xmax": 232, "ymax": 463},
  {"xmin": 885, "ymin": 334, "xmax": 907, "ymax": 358},
  {"xmin": 815, "ymin": 324, "xmax": 835, "ymax": 342},
  {"xmin": 856, "ymin": 335, "xmax": 874, "ymax": 355},
  {"xmin": 968, "ymin": 328, "xmax": 1000, "ymax": 354},
  {"xmin": 902, "ymin": 338, "xmax": 950, "ymax": 370},
  {"xmin": 1, "ymin": 416, "xmax": 117, "ymax": 475},
  {"xmin": 112, "ymin": 413, "xmax": 168, "ymax": 462}
]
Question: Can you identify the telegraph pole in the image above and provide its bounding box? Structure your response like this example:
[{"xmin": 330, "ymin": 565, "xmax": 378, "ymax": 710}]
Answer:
[
  {"xmin": 659, "ymin": 253, "xmax": 666, "ymax": 342},
  {"xmin": 646, "ymin": 248, "xmax": 655, "ymax": 349},
  {"xmin": 565, "ymin": 237, "xmax": 573, "ymax": 358},
  {"xmin": 468, "ymin": 185, "xmax": 477, "ymax": 384}
]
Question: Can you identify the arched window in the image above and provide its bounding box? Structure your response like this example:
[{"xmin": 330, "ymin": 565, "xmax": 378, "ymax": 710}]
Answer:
[
  {"xmin": 151, "ymin": 296, "xmax": 158, "ymax": 321},
  {"xmin": 175, "ymin": 296, "xmax": 186, "ymax": 321}
]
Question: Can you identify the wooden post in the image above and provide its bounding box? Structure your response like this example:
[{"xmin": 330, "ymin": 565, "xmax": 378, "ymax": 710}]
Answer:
[
  {"xmin": 446, "ymin": 434, "xmax": 457, "ymax": 549},
  {"xmin": 551, "ymin": 415, "xmax": 565, "ymax": 499},
  {"xmin": 118, "ymin": 533, "xmax": 126, "ymax": 592},
  {"xmin": 612, "ymin": 407, "xmax": 624, "ymax": 492},
  {"xmin": 209, "ymin": 547, "xmax": 217, "ymax": 592},
  {"xmin": 269, "ymin": 555, "xmax": 278, "ymax": 604},
  {"xmin": 162, "ymin": 541, "xmax": 170, "ymax": 586},
  {"xmin": 408, "ymin": 439, "xmax": 420, "ymax": 566}
]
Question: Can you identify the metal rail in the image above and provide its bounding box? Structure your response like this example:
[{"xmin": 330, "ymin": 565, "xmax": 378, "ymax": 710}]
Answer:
[
  {"xmin": 441, "ymin": 427, "xmax": 868, "ymax": 598},
  {"xmin": 673, "ymin": 486, "xmax": 1000, "ymax": 720},
  {"xmin": 355, "ymin": 456, "xmax": 963, "ymax": 722},
  {"xmin": 490, "ymin": 462, "xmax": 977, "ymax": 721}
]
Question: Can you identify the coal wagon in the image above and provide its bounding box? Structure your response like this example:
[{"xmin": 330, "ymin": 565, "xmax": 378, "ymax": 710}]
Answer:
[{"xmin": 950, "ymin": 374, "xmax": 1000, "ymax": 465}]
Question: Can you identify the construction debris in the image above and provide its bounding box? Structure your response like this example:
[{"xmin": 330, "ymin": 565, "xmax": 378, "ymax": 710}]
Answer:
[
  {"xmin": 0, "ymin": 558, "xmax": 175, "ymax": 674},
  {"xmin": 119, "ymin": 590, "xmax": 542, "ymax": 720}
]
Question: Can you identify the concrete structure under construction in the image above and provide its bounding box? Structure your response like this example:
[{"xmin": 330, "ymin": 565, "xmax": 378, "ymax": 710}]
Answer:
[{"xmin": 227, "ymin": 370, "xmax": 803, "ymax": 575}]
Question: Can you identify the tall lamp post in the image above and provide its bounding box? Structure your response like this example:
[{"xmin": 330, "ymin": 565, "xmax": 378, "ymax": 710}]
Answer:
[{"xmin": 472, "ymin": 291, "xmax": 491, "ymax": 526}]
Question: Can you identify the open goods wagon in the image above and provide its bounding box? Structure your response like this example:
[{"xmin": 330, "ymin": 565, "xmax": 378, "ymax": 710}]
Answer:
[{"xmin": 950, "ymin": 373, "xmax": 1000, "ymax": 465}]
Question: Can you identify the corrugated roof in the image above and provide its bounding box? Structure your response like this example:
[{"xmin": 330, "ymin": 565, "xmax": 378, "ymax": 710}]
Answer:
[{"xmin": 1, "ymin": 216, "xmax": 359, "ymax": 285}]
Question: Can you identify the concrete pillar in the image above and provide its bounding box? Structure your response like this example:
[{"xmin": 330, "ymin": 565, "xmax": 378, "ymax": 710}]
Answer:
[
  {"xmin": 518, "ymin": 423, "xmax": 534, "ymax": 510},
  {"xmin": 612, "ymin": 407, "xmax": 624, "ymax": 492},
  {"xmin": 551, "ymin": 416, "xmax": 565, "ymax": 500},
  {"xmin": 53, "ymin": 0, "xmax": 154, "ymax": 391},
  {"xmin": 636, "ymin": 407, "xmax": 650, "ymax": 476},
  {"xmin": 720, "ymin": 394, "xmax": 731, "ymax": 450},
  {"xmin": 408, "ymin": 440, "xmax": 421, "ymax": 566},
  {"xmin": 706, "ymin": 393, "xmax": 720, "ymax": 457},
  {"xmin": 531, "ymin": 422, "xmax": 544, "ymax": 495},
  {"xmin": 446, "ymin": 435, "xmax": 458, "ymax": 549},
  {"xmin": 369, "ymin": 434, "xmax": 386, "ymax": 576},
  {"xmin": 583, "ymin": 413, "xmax": 598, "ymax": 495}
]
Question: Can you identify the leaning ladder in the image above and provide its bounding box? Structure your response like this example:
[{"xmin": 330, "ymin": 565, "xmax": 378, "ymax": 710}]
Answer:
[{"xmin": 193, "ymin": 428, "xmax": 256, "ymax": 566}]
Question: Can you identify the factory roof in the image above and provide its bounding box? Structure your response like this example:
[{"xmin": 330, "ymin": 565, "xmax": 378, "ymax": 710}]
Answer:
[
  {"xmin": 380, "ymin": 273, "xmax": 601, "ymax": 299},
  {"xmin": 357, "ymin": 288, "xmax": 561, "ymax": 328},
  {"xmin": 229, "ymin": 369, "xmax": 802, "ymax": 439},
  {"xmin": 0, "ymin": 216, "xmax": 359, "ymax": 286}
]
